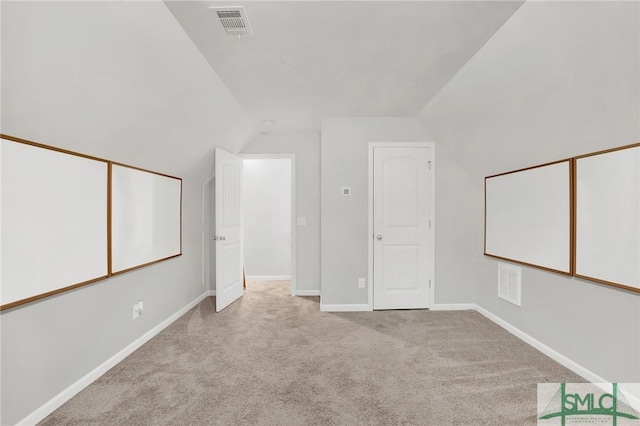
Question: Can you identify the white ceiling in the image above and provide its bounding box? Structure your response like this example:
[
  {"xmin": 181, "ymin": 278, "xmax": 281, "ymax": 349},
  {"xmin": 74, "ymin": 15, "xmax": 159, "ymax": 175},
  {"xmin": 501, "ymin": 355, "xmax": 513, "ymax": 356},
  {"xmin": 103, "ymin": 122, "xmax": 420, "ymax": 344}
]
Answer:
[{"xmin": 165, "ymin": 1, "xmax": 525, "ymax": 133}]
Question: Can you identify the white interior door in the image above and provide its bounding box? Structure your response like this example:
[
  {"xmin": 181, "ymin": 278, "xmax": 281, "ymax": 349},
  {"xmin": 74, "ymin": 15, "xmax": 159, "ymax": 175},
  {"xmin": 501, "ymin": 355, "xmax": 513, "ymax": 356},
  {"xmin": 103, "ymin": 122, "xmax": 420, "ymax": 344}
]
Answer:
[
  {"xmin": 372, "ymin": 145, "xmax": 433, "ymax": 310},
  {"xmin": 215, "ymin": 148, "xmax": 244, "ymax": 312}
]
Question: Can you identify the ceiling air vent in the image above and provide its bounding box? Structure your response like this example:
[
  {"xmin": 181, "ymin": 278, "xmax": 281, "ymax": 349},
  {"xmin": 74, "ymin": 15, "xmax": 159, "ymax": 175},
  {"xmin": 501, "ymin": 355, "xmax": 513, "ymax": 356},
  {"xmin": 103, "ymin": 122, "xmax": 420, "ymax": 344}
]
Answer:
[{"xmin": 210, "ymin": 6, "xmax": 253, "ymax": 37}]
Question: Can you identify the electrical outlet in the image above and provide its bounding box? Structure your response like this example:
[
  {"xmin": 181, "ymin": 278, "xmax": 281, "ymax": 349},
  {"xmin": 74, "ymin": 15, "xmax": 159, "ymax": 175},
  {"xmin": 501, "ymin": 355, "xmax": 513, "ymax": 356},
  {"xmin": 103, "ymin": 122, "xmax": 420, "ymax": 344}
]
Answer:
[
  {"xmin": 358, "ymin": 278, "xmax": 365, "ymax": 288},
  {"xmin": 133, "ymin": 300, "xmax": 144, "ymax": 319}
]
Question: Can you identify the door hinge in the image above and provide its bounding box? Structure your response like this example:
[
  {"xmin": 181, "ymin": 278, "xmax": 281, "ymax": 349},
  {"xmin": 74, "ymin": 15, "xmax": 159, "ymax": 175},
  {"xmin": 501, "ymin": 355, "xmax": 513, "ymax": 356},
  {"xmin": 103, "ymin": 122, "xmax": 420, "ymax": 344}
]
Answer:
[
  {"xmin": 429, "ymin": 220, "xmax": 431, "ymax": 229},
  {"xmin": 428, "ymin": 161, "xmax": 432, "ymax": 170},
  {"xmin": 429, "ymin": 279, "xmax": 431, "ymax": 288}
]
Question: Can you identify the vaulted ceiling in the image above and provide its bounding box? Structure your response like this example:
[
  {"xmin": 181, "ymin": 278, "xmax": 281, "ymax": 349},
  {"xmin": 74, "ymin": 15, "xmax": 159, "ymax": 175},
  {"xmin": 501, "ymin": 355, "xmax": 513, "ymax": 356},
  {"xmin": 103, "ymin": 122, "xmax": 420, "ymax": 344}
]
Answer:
[{"xmin": 165, "ymin": 1, "xmax": 525, "ymax": 133}]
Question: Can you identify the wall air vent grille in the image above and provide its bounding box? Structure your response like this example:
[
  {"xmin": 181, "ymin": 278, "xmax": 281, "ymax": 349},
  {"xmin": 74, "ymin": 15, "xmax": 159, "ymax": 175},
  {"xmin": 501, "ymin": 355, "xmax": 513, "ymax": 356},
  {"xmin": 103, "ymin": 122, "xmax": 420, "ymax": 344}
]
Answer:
[
  {"xmin": 211, "ymin": 7, "xmax": 253, "ymax": 37},
  {"xmin": 498, "ymin": 262, "xmax": 521, "ymax": 306}
]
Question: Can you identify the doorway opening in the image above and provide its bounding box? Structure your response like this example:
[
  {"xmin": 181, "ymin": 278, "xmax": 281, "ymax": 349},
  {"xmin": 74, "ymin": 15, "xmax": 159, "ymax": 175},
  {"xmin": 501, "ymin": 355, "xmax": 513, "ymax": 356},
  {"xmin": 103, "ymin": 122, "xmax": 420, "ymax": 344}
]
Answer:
[{"xmin": 241, "ymin": 154, "xmax": 296, "ymax": 296}]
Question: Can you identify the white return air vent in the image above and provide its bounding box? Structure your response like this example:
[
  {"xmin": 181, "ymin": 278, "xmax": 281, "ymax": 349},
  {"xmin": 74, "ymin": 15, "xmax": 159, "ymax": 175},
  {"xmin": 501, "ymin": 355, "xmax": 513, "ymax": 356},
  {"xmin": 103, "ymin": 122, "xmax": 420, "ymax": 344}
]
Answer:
[
  {"xmin": 210, "ymin": 6, "xmax": 253, "ymax": 37},
  {"xmin": 498, "ymin": 262, "xmax": 521, "ymax": 306}
]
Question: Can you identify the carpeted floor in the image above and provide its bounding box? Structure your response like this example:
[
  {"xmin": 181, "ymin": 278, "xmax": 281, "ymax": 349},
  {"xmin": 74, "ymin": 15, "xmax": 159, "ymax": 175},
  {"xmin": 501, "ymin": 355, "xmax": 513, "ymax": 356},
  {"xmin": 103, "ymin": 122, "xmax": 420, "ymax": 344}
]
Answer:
[{"xmin": 40, "ymin": 281, "xmax": 583, "ymax": 425}]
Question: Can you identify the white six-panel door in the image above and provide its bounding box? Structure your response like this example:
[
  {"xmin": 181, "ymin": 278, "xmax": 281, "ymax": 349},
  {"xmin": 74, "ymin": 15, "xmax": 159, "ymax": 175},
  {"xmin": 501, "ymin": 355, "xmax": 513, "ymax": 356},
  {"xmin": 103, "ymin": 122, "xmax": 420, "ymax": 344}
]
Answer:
[
  {"xmin": 215, "ymin": 148, "xmax": 244, "ymax": 312},
  {"xmin": 372, "ymin": 144, "xmax": 433, "ymax": 310}
]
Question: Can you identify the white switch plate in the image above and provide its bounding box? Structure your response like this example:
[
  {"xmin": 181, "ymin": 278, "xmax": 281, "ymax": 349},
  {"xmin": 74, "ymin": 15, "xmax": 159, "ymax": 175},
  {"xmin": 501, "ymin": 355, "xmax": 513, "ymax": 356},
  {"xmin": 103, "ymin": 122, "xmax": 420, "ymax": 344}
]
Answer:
[
  {"xmin": 358, "ymin": 278, "xmax": 365, "ymax": 288},
  {"xmin": 297, "ymin": 217, "xmax": 307, "ymax": 226}
]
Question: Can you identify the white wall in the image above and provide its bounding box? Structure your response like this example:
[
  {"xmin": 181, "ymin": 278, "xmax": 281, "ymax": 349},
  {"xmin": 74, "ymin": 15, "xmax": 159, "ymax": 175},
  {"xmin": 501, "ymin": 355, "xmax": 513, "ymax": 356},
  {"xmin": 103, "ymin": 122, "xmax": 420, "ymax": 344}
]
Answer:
[
  {"xmin": 320, "ymin": 118, "xmax": 427, "ymax": 306},
  {"xmin": 1, "ymin": 2, "xmax": 254, "ymax": 176},
  {"xmin": 319, "ymin": 117, "xmax": 475, "ymax": 306},
  {"xmin": 420, "ymin": 0, "xmax": 640, "ymax": 389},
  {"xmin": 0, "ymin": 2, "xmax": 253, "ymax": 424},
  {"xmin": 243, "ymin": 159, "xmax": 292, "ymax": 279},
  {"xmin": 240, "ymin": 133, "xmax": 320, "ymax": 293}
]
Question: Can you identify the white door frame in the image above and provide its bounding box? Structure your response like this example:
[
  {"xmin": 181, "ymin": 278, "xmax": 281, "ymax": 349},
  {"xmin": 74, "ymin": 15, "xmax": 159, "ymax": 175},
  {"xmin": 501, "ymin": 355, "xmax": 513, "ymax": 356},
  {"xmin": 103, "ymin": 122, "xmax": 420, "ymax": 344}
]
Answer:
[
  {"xmin": 239, "ymin": 154, "xmax": 297, "ymax": 296},
  {"xmin": 367, "ymin": 142, "xmax": 435, "ymax": 310},
  {"xmin": 202, "ymin": 173, "xmax": 215, "ymax": 294}
]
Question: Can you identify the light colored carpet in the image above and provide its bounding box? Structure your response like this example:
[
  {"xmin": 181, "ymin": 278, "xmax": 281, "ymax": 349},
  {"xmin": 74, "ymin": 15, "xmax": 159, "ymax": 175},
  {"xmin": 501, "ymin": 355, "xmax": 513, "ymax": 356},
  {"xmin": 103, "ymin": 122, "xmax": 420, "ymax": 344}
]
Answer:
[{"xmin": 40, "ymin": 281, "xmax": 582, "ymax": 425}]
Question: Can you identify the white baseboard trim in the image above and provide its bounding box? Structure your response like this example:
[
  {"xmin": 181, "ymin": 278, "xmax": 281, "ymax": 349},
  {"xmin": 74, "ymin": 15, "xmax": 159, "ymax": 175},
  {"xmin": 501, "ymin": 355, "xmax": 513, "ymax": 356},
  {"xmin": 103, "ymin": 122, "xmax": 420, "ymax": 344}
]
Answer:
[
  {"xmin": 474, "ymin": 304, "xmax": 640, "ymax": 406},
  {"xmin": 474, "ymin": 304, "xmax": 608, "ymax": 383},
  {"xmin": 207, "ymin": 290, "xmax": 216, "ymax": 296},
  {"xmin": 246, "ymin": 275, "xmax": 291, "ymax": 282},
  {"xmin": 295, "ymin": 289, "xmax": 320, "ymax": 296},
  {"xmin": 430, "ymin": 303, "xmax": 476, "ymax": 311},
  {"xmin": 320, "ymin": 303, "xmax": 372, "ymax": 312},
  {"xmin": 17, "ymin": 291, "xmax": 210, "ymax": 426}
]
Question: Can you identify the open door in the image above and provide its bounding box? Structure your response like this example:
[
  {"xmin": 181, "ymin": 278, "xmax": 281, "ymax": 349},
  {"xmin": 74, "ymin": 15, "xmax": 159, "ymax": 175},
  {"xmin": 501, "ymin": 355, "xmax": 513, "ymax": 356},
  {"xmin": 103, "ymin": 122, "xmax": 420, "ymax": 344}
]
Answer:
[{"xmin": 214, "ymin": 148, "xmax": 244, "ymax": 312}]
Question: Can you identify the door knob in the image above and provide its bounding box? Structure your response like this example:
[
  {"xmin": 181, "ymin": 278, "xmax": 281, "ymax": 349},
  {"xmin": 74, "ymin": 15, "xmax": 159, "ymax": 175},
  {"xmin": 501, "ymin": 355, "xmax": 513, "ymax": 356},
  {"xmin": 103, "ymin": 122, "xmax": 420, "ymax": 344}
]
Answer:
[
  {"xmin": 376, "ymin": 235, "xmax": 383, "ymax": 240},
  {"xmin": 220, "ymin": 236, "xmax": 226, "ymax": 241},
  {"xmin": 212, "ymin": 236, "xmax": 218, "ymax": 241}
]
